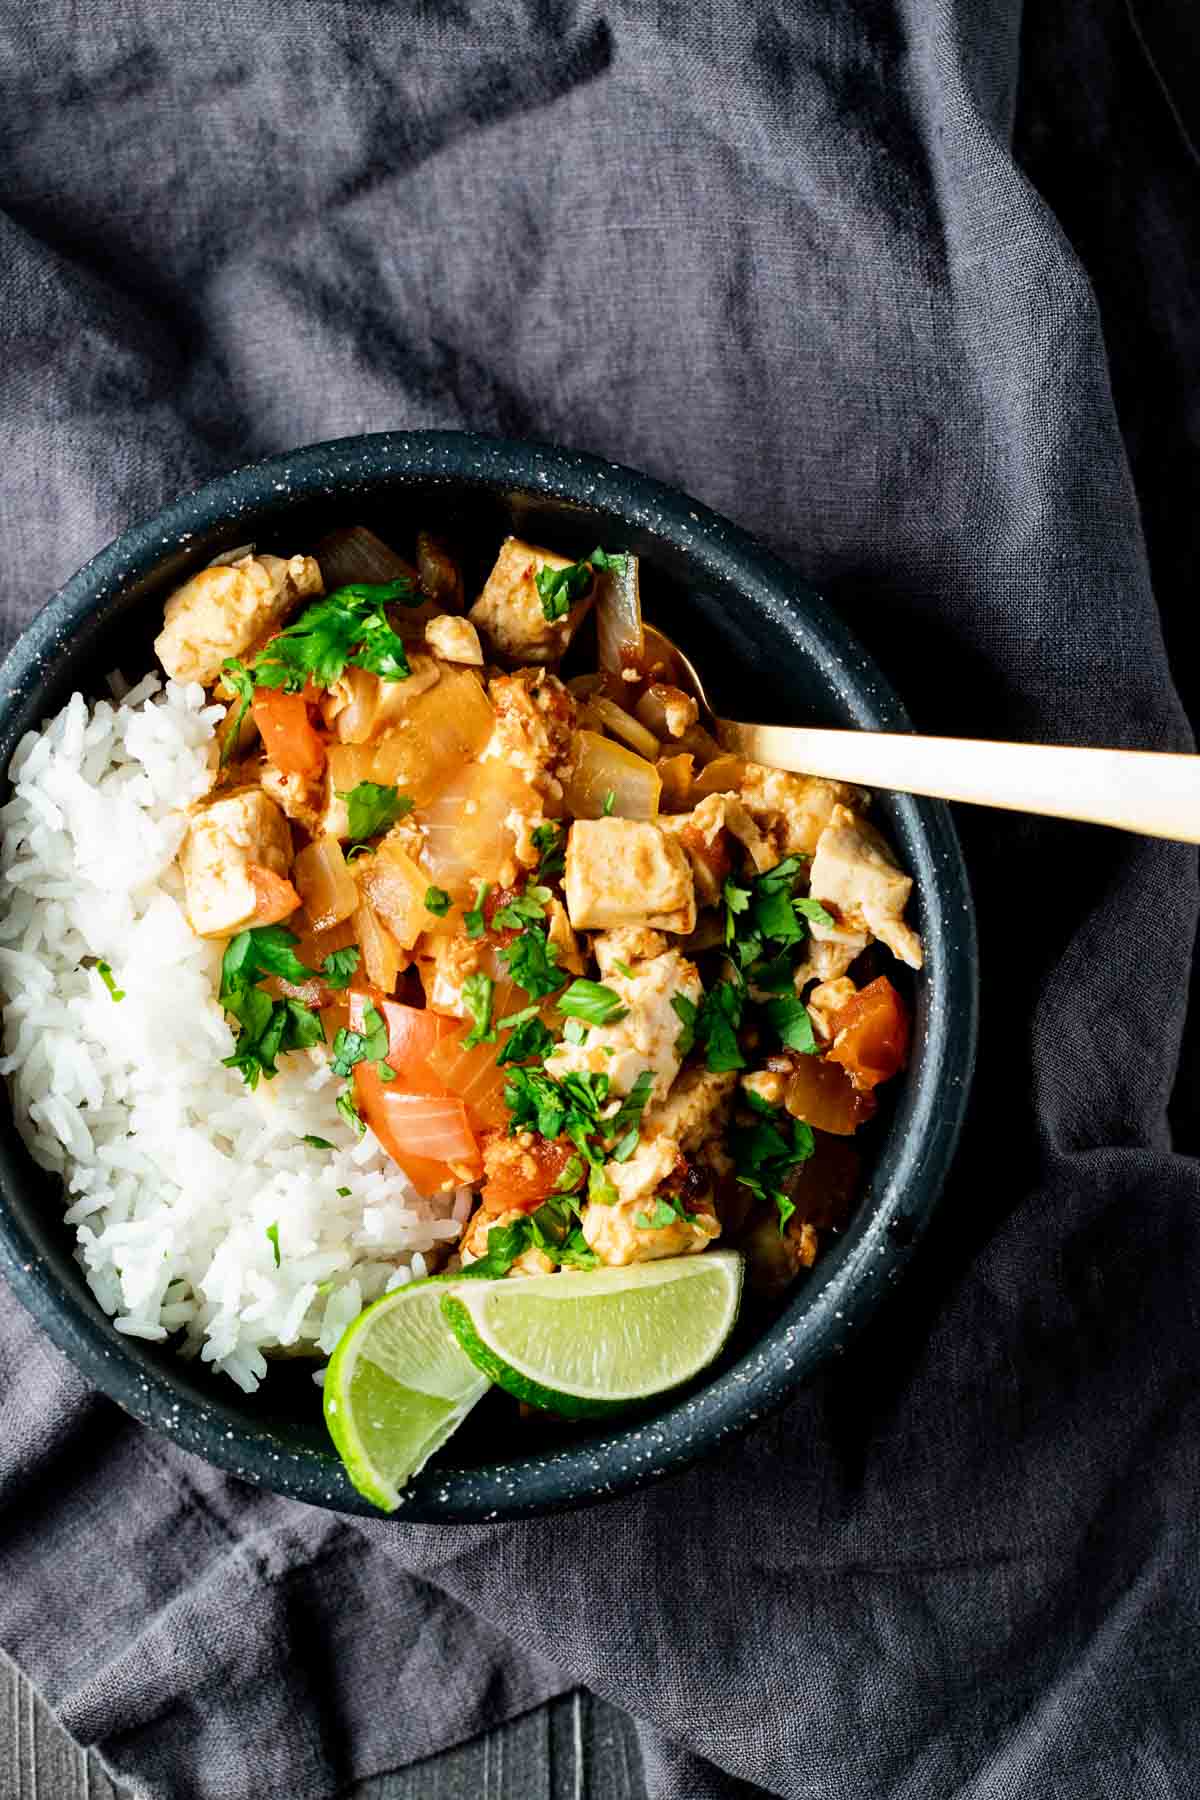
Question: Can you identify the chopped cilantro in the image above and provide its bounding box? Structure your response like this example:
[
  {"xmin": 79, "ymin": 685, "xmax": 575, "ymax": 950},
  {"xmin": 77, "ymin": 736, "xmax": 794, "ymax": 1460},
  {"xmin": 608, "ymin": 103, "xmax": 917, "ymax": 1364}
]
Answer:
[
  {"xmin": 531, "ymin": 821, "xmax": 565, "ymax": 882},
  {"xmin": 491, "ymin": 887, "xmax": 550, "ymax": 931},
  {"xmin": 634, "ymin": 1195, "xmax": 696, "ymax": 1231},
  {"xmin": 266, "ymin": 1222, "xmax": 281, "ymax": 1267},
  {"xmin": 461, "ymin": 972, "xmax": 496, "ymax": 1050},
  {"xmin": 319, "ymin": 946, "xmax": 360, "ymax": 990},
  {"xmin": 462, "ymin": 1193, "xmax": 600, "ymax": 1278},
  {"xmin": 423, "ymin": 886, "xmax": 452, "ymax": 917},
  {"xmin": 336, "ymin": 1084, "xmax": 365, "ymax": 1134},
  {"xmin": 464, "ymin": 881, "xmax": 490, "ymax": 938},
  {"xmin": 302, "ymin": 1135, "xmax": 335, "ymax": 1150},
  {"xmin": 554, "ymin": 1154, "xmax": 586, "ymax": 1192},
  {"xmin": 330, "ymin": 1004, "xmax": 389, "ymax": 1078},
  {"xmin": 336, "ymin": 1186, "xmax": 352, "ymax": 1197},
  {"xmin": 587, "ymin": 1161, "xmax": 618, "ymax": 1205},
  {"xmin": 558, "ymin": 979, "xmax": 627, "ymax": 1026},
  {"xmin": 671, "ymin": 993, "xmax": 697, "ymax": 1056},
  {"xmin": 611, "ymin": 1125, "xmax": 640, "ymax": 1163},
  {"xmin": 608, "ymin": 1069, "xmax": 655, "ymax": 1138},
  {"xmin": 763, "ymin": 994, "xmax": 818, "ymax": 1054},
  {"xmin": 695, "ymin": 980, "xmax": 745, "ymax": 1072},
  {"xmin": 249, "ymin": 580, "xmax": 416, "ymax": 693},
  {"xmin": 602, "ymin": 789, "xmax": 616, "ymax": 816},
  {"xmin": 338, "ymin": 781, "xmax": 412, "ymax": 844},
  {"xmin": 500, "ymin": 926, "xmax": 565, "ymax": 999},
  {"xmin": 535, "ymin": 556, "xmax": 595, "ymax": 623},
  {"xmin": 218, "ymin": 659, "xmax": 256, "ymax": 766},
  {"xmin": 495, "ymin": 1010, "xmax": 555, "ymax": 1067},
  {"xmin": 219, "ymin": 928, "xmax": 324, "ymax": 1087},
  {"xmin": 723, "ymin": 878, "xmax": 752, "ymax": 946},
  {"xmin": 794, "ymin": 896, "xmax": 835, "ymax": 928},
  {"xmin": 96, "ymin": 960, "xmax": 124, "ymax": 1002},
  {"xmin": 731, "ymin": 1110, "xmax": 815, "ymax": 1234},
  {"xmin": 563, "ymin": 1016, "xmax": 589, "ymax": 1046},
  {"xmin": 613, "ymin": 960, "xmax": 635, "ymax": 979}
]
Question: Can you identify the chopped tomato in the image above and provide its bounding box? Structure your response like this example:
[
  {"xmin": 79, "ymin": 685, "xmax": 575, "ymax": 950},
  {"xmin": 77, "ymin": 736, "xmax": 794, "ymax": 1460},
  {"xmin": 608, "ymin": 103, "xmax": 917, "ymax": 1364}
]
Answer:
[
  {"xmin": 427, "ymin": 1024, "xmax": 512, "ymax": 1129},
  {"xmin": 826, "ymin": 976, "xmax": 910, "ymax": 1092},
  {"xmin": 480, "ymin": 1133, "xmax": 578, "ymax": 1215},
  {"xmin": 353, "ymin": 1064, "xmax": 479, "ymax": 1194},
  {"xmin": 347, "ymin": 992, "xmax": 456, "ymax": 1094},
  {"xmin": 252, "ymin": 688, "xmax": 326, "ymax": 778},
  {"xmin": 783, "ymin": 1054, "xmax": 876, "ymax": 1136},
  {"xmin": 247, "ymin": 863, "xmax": 300, "ymax": 926}
]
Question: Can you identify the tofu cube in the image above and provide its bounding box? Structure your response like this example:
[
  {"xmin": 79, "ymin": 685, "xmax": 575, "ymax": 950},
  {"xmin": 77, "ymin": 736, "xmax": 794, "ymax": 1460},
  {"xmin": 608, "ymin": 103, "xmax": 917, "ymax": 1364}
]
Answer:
[
  {"xmin": 468, "ymin": 537, "xmax": 593, "ymax": 665},
  {"xmin": 180, "ymin": 788, "xmax": 292, "ymax": 938},
  {"xmin": 155, "ymin": 553, "xmax": 323, "ymax": 686},
  {"xmin": 563, "ymin": 818, "xmax": 696, "ymax": 934},
  {"xmin": 424, "ymin": 613, "xmax": 483, "ymax": 665}
]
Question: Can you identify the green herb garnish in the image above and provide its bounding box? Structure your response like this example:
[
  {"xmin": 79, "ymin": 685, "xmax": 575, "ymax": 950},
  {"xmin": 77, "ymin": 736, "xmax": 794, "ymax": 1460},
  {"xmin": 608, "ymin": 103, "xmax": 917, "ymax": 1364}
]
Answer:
[
  {"xmin": 423, "ymin": 886, "xmax": 451, "ymax": 917},
  {"xmin": 243, "ymin": 580, "xmax": 418, "ymax": 694},
  {"xmin": 96, "ymin": 960, "xmax": 125, "ymax": 1002},
  {"xmin": 461, "ymin": 973, "xmax": 496, "ymax": 1050},
  {"xmin": 531, "ymin": 821, "xmax": 565, "ymax": 882},
  {"xmin": 319, "ymin": 946, "xmax": 360, "ymax": 990},
  {"xmin": 303, "ymin": 1135, "xmax": 335, "ymax": 1150},
  {"xmin": 218, "ymin": 659, "xmax": 256, "ymax": 766},
  {"xmin": 694, "ymin": 980, "xmax": 746, "ymax": 1073},
  {"xmin": 500, "ymin": 926, "xmax": 565, "ymax": 999},
  {"xmin": 602, "ymin": 789, "xmax": 616, "ymax": 816},
  {"xmin": 266, "ymin": 1222, "xmax": 281, "ymax": 1267},
  {"xmin": 762, "ymin": 994, "xmax": 818, "ymax": 1055},
  {"xmin": 219, "ymin": 927, "xmax": 324, "ymax": 1088},
  {"xmin": 558, "ymin": 979, "xmax": 627, "ymax": 1026},
  {"xmin": 338, "ymin": 781, "xmax": 412, "ymax": 844},
  {"xmin": 464, "ymin": 881, "xmax": 490, "ymax": 939},
  {"xmin": 491, "ymin": 886, "xmax": 551, "ymax": 931},
  {"xmin": 634, "ymin": 1195, "xmax": 697, "ymax": 1231},
  {"xmin": 731, "ymin": 1111, "xmax": 815, "ymax": 1234},
  {"xmin": 671, "ymin": 993, "xmax": 697, "ymax": 1056}
]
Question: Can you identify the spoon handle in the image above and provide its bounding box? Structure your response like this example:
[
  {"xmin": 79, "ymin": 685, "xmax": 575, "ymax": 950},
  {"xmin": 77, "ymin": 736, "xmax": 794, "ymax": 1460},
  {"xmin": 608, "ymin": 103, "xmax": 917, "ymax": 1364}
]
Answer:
[{"xmin": 719, "ymin": 723, "xmax": 1200, "ymax": 844}]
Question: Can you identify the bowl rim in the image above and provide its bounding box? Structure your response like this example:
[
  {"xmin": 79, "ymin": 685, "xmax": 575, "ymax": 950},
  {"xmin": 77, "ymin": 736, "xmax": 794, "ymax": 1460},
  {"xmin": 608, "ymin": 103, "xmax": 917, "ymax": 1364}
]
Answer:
[{"xmin": 0, "ymin": 429, "xmax": 978, "ymax": 1521}]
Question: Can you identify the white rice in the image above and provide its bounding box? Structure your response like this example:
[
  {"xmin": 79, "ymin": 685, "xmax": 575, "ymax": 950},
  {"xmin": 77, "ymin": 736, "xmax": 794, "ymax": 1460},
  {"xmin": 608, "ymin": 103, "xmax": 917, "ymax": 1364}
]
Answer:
[{"xmin": 0, "ymin": 677, "xmax": 461, "ymax": 1392}]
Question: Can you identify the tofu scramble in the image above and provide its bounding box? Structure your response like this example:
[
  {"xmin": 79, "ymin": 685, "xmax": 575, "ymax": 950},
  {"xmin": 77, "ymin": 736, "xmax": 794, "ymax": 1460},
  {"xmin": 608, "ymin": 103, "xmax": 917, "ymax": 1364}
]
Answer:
[{"xmin": 155, "ymin": 526, "xmax": 922, "ymax": 1299}]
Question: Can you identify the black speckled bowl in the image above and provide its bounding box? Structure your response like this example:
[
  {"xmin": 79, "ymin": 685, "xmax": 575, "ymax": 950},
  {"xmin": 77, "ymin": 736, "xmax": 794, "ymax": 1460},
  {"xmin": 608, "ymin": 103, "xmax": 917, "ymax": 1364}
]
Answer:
[{"xmin": 0, "ymin": 432, "xmax": 976, "ymax": 1520}]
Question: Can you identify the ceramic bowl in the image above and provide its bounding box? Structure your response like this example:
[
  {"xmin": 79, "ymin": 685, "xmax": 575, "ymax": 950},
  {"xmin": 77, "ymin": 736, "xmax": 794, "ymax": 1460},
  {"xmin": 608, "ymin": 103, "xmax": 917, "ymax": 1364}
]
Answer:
[{"xmin": 0, "ymin": 432, "xmax": 976, "ymax": 1519}]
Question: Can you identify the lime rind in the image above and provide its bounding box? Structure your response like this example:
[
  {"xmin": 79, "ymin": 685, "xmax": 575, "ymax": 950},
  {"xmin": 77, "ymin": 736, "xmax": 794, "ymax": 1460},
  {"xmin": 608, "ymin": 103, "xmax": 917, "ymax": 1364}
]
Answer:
[
  {"xmin": 441, "ymin": 1251, "xmax": 744, "ymax": 1416},
  {"xmin": 323, "ymin": 1278, "xmax": 490, "ymax": 1511}
]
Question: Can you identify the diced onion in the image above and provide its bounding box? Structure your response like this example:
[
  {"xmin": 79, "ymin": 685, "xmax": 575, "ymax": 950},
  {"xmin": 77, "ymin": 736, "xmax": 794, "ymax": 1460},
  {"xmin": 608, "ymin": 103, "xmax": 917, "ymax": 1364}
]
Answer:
[
  {"xmin": 657, "ymin": 752, "xmax": 694, "ymax": 811},
  {"xmin": 293, "ymin": 836, "xmax": 357, "ymax": 931},
  {"xmin": 356, "ymin": 838, "xmax": 436, "ymax": 949},
  {"xmin": 595, "ymin": 554, "xmax": 644, "ymax": 676},
  {"xmin": 562, "ymin": 729, "xmax": 661, "ymax": 819},
  {"xmin": 784, "ymin": 1057, "xmax": 877, "ymax": 1135},
  {"xmin": 327, "ymin": 668, "xmax": 493, "ymax": 809},
  {"xmin": 585, "ymin": 695, "xmax": 661, "ymax": 761},
  {"xmin": 314, "ymin": 526, "xmax": 416, "ymax": 589},
  {"xmin": 694, "ymin": 753, "xmax": 747, "ymax": 796},
  {"xmin": 353, "ymin": 899, "xmax": 404, "ymax": 993},
  {"xmin": 418, "ymin": 762, "xmax": 540, "ymax": 897}
]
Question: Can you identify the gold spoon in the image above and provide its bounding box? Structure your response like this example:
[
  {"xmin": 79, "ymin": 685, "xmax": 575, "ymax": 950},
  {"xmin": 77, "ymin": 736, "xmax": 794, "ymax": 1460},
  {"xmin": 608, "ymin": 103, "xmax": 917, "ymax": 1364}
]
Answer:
[{"xmin": 642, "ymin": 626, "xmax": 1200, "ymax": 844}]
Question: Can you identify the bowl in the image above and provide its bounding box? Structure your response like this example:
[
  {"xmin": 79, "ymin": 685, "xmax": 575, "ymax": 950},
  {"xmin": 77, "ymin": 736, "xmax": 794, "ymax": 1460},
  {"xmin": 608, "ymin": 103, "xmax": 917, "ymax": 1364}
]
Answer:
[{"xmin": 0, "ymin": 431, "xmax": 977, "ymax": 1520}]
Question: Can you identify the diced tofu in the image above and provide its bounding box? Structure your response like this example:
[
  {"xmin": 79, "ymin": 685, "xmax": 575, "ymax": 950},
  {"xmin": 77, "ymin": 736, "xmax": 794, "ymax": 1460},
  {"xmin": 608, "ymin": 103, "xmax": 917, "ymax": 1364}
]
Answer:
[
  {"xmin": 740, "ymin": 1067, "xmax": 788, "ymax": 1109},
  {"xmin": 808, "ymin": 804, "xmax": 923, "ymax": 969},
  {"xmin": 260, "ymin": 764, "xmax": 323, "ymax": 835},
  {"xmin": 545, "ymin": 895, "xmax": 585, "ymax": 975},
  {"xmin": 806, "ymin": 977, "xmax": 857, "ymax": 1043},
  {"xmin": 657, "ymin": 793, "xmax": 734, "ymax": 906},
  {"xmin": 644, "ymin": 1066, "xmax": 737, "ymax": 1153},
  {"xmin": 563, "ymin": 818, "xmax": 696, "ymax": 934},
  {"xmin": 417, "ymin": 931, "xmax": 484, "ymax": 1017},
  {"xmin": 481, "ymin": 669, "xmax": 577, "ymax": 798},
  {"xmin": 593, "ymin": 926, "xmax": 668, "ymax": 973},
  {"xmin": 790, "ymin": 925, "xmax": 869, "ymax": 991},
  {"xmin": 544, "ymin": 944, "xmax": 701, "ymax": 1101},
  {"xmin": 582, "ymin": 1190, "xmax": 720, "ymax": 1267},
  {"xmin": 735, "ymin": 761, "xmax": 865, "ymax": 858},
  {"xmin": 156, "ymin": 553, "xmax": 322, "ymax": 686},
  {"xmin": 469, "ymin": 537, "xmax": 593, "ymax": 665},
  {"xmin": 424, "ymin": 614, "xmax": 483, "ymax": 665},
  {"xmin": 606, "ymin": 1134, "xmax": 680, "ymax": 1206},
  {"xmin": 720, "ymin": 793, "xmax": 778, "ymax": 874},
  {"xmin": 180, "ymin": 788, "xmax": 292, "ymax": 938}
]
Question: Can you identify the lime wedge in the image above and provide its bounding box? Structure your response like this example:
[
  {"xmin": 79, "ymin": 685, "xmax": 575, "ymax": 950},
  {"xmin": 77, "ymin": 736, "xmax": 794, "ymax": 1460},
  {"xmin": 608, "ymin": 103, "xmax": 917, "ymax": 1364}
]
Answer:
[
  {"xmin": 323, "ymin": 1279, "xmax": 490, "ymax": 1511},
  {"xmin": 440, "ymin": 1251, "xmax": 743, "ymax": 1418}
]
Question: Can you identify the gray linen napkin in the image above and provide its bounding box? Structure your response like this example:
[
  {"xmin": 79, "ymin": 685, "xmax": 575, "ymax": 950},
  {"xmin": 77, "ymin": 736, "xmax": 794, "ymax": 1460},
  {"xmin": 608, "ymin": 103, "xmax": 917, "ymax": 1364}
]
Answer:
[{"xmin": 2, "ymin": 2, "xmax": 1198, "ymax": 1796}]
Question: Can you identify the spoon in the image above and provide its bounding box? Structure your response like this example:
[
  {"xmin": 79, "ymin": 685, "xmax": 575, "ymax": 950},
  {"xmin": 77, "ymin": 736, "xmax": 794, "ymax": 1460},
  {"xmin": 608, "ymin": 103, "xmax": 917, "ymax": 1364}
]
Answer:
[{"xmin": 642, "ymin": 626, "xmax": 1200, "ymax": 844}]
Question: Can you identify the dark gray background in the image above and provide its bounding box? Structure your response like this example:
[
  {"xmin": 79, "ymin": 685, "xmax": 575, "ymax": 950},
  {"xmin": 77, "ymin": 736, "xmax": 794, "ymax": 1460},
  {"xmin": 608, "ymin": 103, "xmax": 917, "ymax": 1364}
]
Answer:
[{"xmin": 2, "ymin": 3, "xmax": 1198, "ymax": 1797}]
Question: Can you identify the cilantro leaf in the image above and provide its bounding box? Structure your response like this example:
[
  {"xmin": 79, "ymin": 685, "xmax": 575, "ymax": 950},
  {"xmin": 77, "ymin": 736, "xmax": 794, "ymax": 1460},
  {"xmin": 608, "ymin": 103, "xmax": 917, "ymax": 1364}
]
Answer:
[
  {"xmin": 723, "ymin": 879, "xmax": 752, "ymax": 946},
  {"xmin": 218, "ymin": 928, "xmax": 323, "ymax": 1086},
  {"xmin": 558, "ymin": 979, "xmax": 627, "ymax": 1026},
  {"xmin": 330, "ymin": 1004, "xmax": 389, "ymax": 1078},
  {"xmin": 266, "ymin": 1222, "xmax": 281, "ymax": 1267},
  {"xmin": 763, "ymin": 995, "xmax": 817, "ymax": 1054},
  {"xmin": 219, "ymin": 658, "xmax": 256, "ymax": 767},
  {"xmin": 464, "ymin": 881, "xmax": 490, "ymax": 938},
  {"xmin": 320, "ymin": 946, "xmax": 360, "ymax": 990},
  {"xmin": 303, "ymin": 1135, "xmax": 335, "ymax": 1149},
  {"xmin": 336, "ymin": 1084, "xmax": 365, "ymax": 1134},
  {"xmin": 671, "ymin": 993, "xmax": 697, "ymax": 1055},
  {"xmin": 554, "ymin": 1154, "xmax": 586, "ymax": 1192},
  {"xmin": 634, "ymin": 1195, "xmax": 696, "ymax": 1231},
  {"xmin": 492, "ymin": 888, "xmax": 550, "ymax": 930},
  {"xmin": 602, "ymin": 789, "xmax": 616, "ymax": 816},
  {"xmin": 611, "ymin": 1125, "xmax": 640, "ymax": 1163},
  {"xmin": 338, "ymin": 781, "xmax": 412, "ymax": 843},
  {"xmin": 423, "ymin": 886, "xmax": 451, "ymax": 917},
  {"xmin": 563, "ymin": 1016, "xmax": 588, "ymax": 1046},
  {"xmin": 500, "ymin": 926, "xmax": 565, "ymax": 999},
  {"xmin": 96, "ymin": 960, "xmax": 124, "ymax": 1002},
  {"xmin": 250, "ymin": 582, "xmax": 414, "ymax": 693},
  {"xmin": 608, "ymin": 1069, "xmax": 655, "ymax": 1139},
  {"xmin": 495, "ymin": 1011, "xmax": 556, "ymax": 1067},
  {"xmin": 531, "ymin": 822, "xmax": 565, "ymax": 882},
  {"xmin": 535, "ymin": 557, "xmax": 596, "ymax": 624},
  {"xmin": 731, "ymin": 1111, "xmax": 815, "ymax": 1235},
  {"xmin": 752, "ymin": 886, "xmax": 805, "ymax": 945},
  {"xmin": 794, "ymin": 896, "xmax": 835, "ymax": 929},
  {"xmin": 695, "ymin": 980, "xmax": 745, "ymax": 1072},
  {"xmin": 461, "ymin": 972, "xmax": 496, "ymax": 1050},
  {"xmin": 588, "ymin": 548, "xmax": 628, "ymax": 574},
  {"xmin": 223, "ymin": 925, "xmax": 315, "ymax": 989}
]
